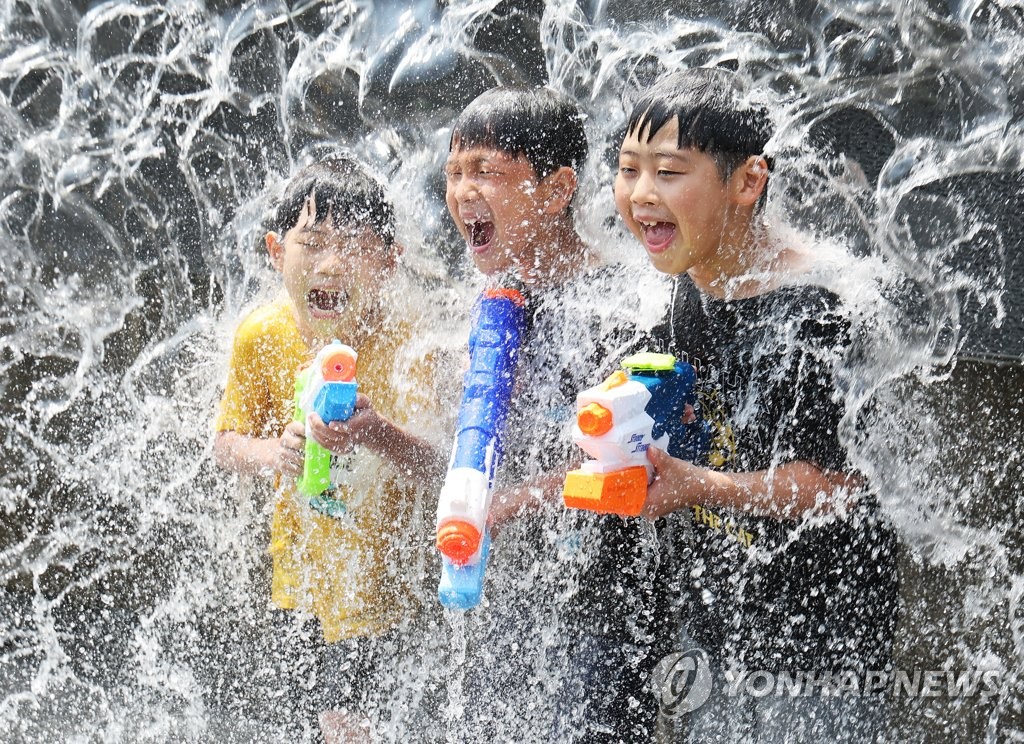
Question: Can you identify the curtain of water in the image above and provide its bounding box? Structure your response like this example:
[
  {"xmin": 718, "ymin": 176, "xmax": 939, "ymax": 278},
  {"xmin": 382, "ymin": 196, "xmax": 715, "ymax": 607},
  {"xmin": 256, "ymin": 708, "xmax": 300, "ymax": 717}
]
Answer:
[{"xmin": 1, "ymin": 0, "xmax": 1021, "ymax": 741}]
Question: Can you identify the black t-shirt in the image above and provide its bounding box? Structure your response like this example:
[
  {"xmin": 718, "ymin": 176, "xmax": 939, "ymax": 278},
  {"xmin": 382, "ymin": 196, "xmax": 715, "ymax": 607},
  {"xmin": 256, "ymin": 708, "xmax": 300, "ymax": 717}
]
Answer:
[
  {"xmin": 459, "ymin": 266, "xmax": 663, "ymax": 739},
  {"xmin": 651, "ymin": 275, "xmax": 899, "ymax": 672},
  {"xmin": 493, "ymin": 264, "xmax": 663, "ymax": 643}
]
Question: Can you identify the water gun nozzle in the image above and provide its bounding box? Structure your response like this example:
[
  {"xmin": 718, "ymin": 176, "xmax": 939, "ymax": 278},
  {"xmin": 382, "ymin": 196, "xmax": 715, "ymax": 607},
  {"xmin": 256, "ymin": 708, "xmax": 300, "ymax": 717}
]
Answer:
[
  {"xmin": 437, "ymin": 520, "xmax": 482, "ymax": 565},
  {"xmin": 321, "ymin": 348, "xmax": 357, "ymax": 381},
  {"xmin": 578, "ymin": 402, "xmax": 613, "ymax": 436}
]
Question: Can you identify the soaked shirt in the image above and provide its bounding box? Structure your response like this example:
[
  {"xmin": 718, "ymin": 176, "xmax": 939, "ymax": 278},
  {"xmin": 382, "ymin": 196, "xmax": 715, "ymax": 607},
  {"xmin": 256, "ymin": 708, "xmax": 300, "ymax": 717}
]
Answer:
[
  {"xmin": 215, "ymin": 299, "xmax": 431, "ymax": 642},
  {"xmin": 494, "ymin": 265, "xmax": 663, "ymax": 642},
  {"xmin": 652, "ymin": 276, "xmax": 898, "ymax": 672}
]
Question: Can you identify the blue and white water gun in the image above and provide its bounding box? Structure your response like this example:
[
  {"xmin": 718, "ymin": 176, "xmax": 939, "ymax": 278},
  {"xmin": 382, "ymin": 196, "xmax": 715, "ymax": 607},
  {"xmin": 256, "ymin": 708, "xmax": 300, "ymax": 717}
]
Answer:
[
  {"xmin": 435, "ymin": 288, "xmax": 526, "ymax": 609},
  {"xmin": 562, "ymin": 352, "xmax": 711, "ymax": 516}
]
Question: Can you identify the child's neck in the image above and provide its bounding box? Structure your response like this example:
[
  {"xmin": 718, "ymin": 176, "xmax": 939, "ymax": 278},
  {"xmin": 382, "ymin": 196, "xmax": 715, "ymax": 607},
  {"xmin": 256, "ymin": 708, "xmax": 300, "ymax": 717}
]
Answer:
[
  {"xmin": 689, "ymin": 217, "xmax": 808, "ymax": 300},
  {"xmin": 517, "ymin": 218, "xmax": 595, "ymax": 288}
]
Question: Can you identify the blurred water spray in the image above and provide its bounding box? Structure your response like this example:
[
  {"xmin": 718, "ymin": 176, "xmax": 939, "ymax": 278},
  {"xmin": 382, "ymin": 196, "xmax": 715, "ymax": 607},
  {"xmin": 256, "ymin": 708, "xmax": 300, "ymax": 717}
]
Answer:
[{"xmin": 1, "ymin": 0, "xmax": 1022, "ymax": 741}]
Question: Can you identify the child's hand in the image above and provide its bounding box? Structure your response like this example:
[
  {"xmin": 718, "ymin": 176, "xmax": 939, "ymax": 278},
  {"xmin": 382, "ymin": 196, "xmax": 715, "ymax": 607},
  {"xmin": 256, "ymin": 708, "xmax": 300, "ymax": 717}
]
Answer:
[
  {"xmin": 308, "ymin": 395, "xmax": 443, "ymax": 480},
  {"xmin": 276, "ymin": 420, "xmax": 306, "ymax": 477},
  {"xmin": 641, "ymin": 445, "xmax": 717, "ymax": 520},
  {"xmin": 307, "ymin": 394, "xmax": 386, "ymax": 456},
  {"xmin": 487, "ymin": 487, "xmax": 523, "ymax": 535}
]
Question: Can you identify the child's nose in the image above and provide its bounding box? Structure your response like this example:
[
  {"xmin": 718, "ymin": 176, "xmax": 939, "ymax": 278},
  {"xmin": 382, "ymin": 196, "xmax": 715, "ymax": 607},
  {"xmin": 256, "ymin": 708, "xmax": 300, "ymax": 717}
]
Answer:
[
  {"xmin": 631, "ymin": 170, "xmax": 658, "ymax": 205},
  {"xmin": 315, "ymin": 250, "xmax": 345, "ymax": 274},
  {"xmin": 453, "ymin": 175, "xmax": 479, "ymax": 202}
]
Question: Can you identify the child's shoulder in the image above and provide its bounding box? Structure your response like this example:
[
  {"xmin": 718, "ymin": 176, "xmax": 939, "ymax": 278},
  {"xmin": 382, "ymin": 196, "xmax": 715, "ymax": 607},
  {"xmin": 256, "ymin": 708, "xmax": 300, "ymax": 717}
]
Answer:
[
  {"xmin": 227, "ymin": 299, "xmax": 303, "ymax": 365},
  {"xmin": 763, "ymin": 281, "xmax": 844, "ymax": 314},
  {"xmin": 233, "ymin": 299, "xmax": 296, "ymax": 340},
  {"xmin": 752, "ymin": 283, "xmax": 849, "ymax": 354},
  {"xmin": 759, "ymin": 235, "xmax": 851, "ymax": 315}
]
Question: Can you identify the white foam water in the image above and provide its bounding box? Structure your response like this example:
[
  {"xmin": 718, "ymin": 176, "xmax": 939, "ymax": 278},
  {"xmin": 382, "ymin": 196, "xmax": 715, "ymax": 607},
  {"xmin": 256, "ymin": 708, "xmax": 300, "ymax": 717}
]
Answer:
[{"xmin": 1, "ymin": 0, "xmax": 1021, "ymax": 740}]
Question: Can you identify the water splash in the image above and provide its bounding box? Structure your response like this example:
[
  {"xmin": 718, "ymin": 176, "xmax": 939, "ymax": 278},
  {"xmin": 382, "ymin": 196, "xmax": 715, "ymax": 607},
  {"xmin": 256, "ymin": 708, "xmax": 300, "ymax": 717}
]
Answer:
[{"xmin": 1, "ymin": 0, "xmax": 1022, "ymax": 741}]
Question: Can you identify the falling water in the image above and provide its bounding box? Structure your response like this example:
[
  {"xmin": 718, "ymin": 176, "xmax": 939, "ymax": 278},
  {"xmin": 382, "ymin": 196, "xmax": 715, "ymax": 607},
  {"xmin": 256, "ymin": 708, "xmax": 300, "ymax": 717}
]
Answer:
[{"xmin": 1, "ymin": 0, "xmax": 1022, "ymax": 741}]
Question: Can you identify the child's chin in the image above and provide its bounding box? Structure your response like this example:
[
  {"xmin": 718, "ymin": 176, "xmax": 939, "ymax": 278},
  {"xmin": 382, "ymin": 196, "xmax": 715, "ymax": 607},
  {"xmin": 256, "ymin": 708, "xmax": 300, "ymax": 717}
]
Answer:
[
  {"xmin": 647, "ymin": 249, "xmax": 681, "ymax": 274},
  {"xmin": 469, "ymin": 238, "xmax": 493, "ymax": 256},
  {"xmin": 644, "ymin": 238, "xmax": 675, "ymax": 256},
  {"xmin": 304, "ymin": 307, "xmax": 349, "ymax": 335},
  {"xmin": 470, "ymin": 253, "xmax": 511, "ymax": 277}
]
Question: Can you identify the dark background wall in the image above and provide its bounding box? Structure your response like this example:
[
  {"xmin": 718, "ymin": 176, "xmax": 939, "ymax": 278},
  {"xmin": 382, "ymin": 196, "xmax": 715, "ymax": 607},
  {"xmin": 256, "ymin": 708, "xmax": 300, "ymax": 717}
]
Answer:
[{"xmin": 1, "ymin": 1, "xmax": 1021, "ymax": 740}]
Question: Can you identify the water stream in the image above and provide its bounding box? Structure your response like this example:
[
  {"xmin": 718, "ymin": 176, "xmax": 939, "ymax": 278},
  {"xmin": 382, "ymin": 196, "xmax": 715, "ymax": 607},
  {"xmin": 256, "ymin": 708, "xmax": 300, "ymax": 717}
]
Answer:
[{"xmin": 1, "ymin": 0, "xmax": 1022, "ymax": 741}]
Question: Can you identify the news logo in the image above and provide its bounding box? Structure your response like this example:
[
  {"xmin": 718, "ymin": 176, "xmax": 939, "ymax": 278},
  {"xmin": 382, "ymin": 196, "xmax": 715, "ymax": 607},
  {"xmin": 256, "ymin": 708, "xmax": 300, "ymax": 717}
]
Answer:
[{"xmin": 652, "ymin": 647, "xmax": 714, "ymax": 716}]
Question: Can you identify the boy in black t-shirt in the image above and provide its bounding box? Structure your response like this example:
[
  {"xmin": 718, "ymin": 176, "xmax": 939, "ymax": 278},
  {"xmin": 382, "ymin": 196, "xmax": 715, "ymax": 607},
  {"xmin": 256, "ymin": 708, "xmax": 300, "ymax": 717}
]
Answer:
[
  {"xmin": 614, "ymin": 68, "xmax": 898, "ymax": 740},
  {"xmin": 445, "ymin": 86, "xmax": 662, "ymax": 741}
]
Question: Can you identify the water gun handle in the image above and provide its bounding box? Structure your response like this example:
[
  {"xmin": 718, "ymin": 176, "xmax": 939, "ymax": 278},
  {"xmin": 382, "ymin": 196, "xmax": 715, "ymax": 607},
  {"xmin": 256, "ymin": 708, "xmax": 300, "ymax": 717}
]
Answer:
[
  {"xmin": 292, "ymin": 370, "xmax": 324, "ymax": 497},
  {"xmin": 643, "ymin": 360, "xmax": 712, "ymax": 462}
]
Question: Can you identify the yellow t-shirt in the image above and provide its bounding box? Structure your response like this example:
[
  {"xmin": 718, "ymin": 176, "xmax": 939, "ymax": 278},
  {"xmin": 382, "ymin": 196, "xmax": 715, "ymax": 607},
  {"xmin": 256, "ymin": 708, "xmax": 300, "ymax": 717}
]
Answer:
[{"xmin": 215, "ymin": 298, "xmax": 431, "ymax": 642}]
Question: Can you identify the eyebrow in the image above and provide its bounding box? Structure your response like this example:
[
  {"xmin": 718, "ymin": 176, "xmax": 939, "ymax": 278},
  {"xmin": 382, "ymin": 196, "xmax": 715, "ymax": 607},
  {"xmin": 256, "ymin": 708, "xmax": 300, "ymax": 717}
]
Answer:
[
  {"xmin": 297, "ymin": 221, "xmax": 334, "ymax": 236},
  {"xmin": 619, "ymin": 148, "xmax": 690, "ymax": 162},
  {"xmin": 447, "ymin": 149, "xmax": 518, "ymax": 166},
  {"xmin": 444, "ymin": 157, "xmax": 487, "ymax": 170},
  {"xmin": 650, "ymin": 147, "xmax": 691, "ymax": 162}
]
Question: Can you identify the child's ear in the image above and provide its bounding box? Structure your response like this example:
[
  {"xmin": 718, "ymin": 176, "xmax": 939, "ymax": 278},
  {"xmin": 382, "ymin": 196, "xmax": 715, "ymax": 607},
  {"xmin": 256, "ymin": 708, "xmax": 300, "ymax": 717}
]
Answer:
[
  {"xmin": 541, "ymin": 166, "xmax": 578, "ymax": 214},
  {"xmin": 266, "ymin": 231, "xmax": 285, "ymax": 272},
  {"xmin": 732, "ymin": 156, "xmax": 769, "ymax": 207}
]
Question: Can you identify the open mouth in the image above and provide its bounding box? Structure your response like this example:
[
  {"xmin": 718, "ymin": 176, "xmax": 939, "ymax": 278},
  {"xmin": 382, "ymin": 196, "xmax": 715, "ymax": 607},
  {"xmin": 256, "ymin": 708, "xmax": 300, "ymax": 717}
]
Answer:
[
  {"xmin": 466, "ymin": 220, "xmax": 495, "ymax": 254},
  {"xmin": 639, "ymin": 220, "xmax": 676, "ymax": 253},
  {"xmin": 306, "ymin": 288, "xmax": 348, "ymax": 316}
]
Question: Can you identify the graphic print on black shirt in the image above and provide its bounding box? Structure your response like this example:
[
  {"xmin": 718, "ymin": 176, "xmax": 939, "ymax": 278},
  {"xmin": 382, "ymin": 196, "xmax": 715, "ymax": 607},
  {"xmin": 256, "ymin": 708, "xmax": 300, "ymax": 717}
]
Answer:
[{"xmin": 653, "ymin": 275, "xmax": 898, "ymax": 673}]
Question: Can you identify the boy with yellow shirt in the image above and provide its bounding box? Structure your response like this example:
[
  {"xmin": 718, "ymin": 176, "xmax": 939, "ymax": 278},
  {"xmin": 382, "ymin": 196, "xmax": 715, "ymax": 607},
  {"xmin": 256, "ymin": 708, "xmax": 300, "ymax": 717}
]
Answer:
[{"xmin": 213, "ymin": 156, "xmax": 443, "ymax": 742}]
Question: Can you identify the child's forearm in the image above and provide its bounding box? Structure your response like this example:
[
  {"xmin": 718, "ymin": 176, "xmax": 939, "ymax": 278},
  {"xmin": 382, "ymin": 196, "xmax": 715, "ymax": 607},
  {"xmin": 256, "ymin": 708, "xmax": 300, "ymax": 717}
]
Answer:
[
  {"xmin": 364, "ymin": 418, "xmax": 446, "ymax": 484},
  {"xmin": 700, "ymin": 462, "xmax": 853, "ymax": 517},
  {"xmin": 489, "ymin": 473, "xmax": 566, "ymax": 526},
  {"xmin": 643, "ymin": 448, "xmax": 859, "ymax": 520},
  {"xmin": 213, "ymin": 431, "xmax": 280, "ymax": 478}
]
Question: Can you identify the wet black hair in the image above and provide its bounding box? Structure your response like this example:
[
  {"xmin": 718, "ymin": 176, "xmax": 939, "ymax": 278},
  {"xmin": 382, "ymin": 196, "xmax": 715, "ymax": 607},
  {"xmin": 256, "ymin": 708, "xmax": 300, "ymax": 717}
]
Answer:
[
  {"xmin": 449, "ymin": 86, "xmax": 588, "ymax": 180},
  {"xmin": 270, "ymin": 156, "xmax": 395, "ymax": 247},
  {"xmin": 625, "ymin": 67, "xmax": 774, "ymax": 181}
]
